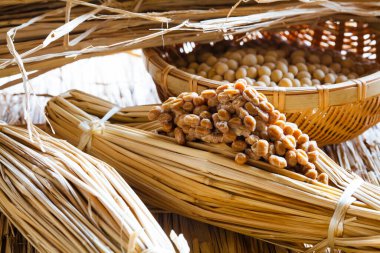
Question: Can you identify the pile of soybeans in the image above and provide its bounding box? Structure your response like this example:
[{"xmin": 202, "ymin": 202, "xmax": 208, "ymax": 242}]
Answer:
[{"xmin": 174, "ymin": 39, "xmax": 378, "ymax": 87}]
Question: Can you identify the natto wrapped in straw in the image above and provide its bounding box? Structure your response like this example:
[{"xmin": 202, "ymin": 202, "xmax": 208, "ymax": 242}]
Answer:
[{"xmin": 46, "ymin": 87, "xmax": 380, "ymax": 252}]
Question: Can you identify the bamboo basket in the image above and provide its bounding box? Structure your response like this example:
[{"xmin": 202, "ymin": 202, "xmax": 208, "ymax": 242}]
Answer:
[
  {"xmin": 45, "ymin": 89, "xmax": 380, "ymax": 252},
  {"xmin": 0, "ymin": 123, "xmax": 186, "ymax": 253},
  {"xmin": 142, "ymin": 14, "xmax": 380, "ymax": 146}
]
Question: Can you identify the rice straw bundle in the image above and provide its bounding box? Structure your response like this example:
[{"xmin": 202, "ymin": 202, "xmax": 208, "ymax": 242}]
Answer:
[
  {"xmin": 0, "ymin": 123, "xmax": 188, "ymax": 253},
  {"xmin": 46, "ymin": 89, "xmax": 380, "ymax": 252}
]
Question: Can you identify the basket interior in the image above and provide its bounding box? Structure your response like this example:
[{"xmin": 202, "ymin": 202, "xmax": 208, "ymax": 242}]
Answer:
[{"xmin": 155, "ymin": 15, "xmax": 380, "ymax": 83}]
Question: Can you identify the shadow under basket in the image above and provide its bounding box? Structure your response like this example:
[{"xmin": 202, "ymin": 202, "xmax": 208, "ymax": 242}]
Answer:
[{"xmin": 143, "ymin": 14, "xmax": 380, "ymax": 146}]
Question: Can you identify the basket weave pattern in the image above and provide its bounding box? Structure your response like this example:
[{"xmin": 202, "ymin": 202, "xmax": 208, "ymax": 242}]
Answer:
[{"xmin": 143, "ymin": 15, "xmax": 380, "ymax": 146}]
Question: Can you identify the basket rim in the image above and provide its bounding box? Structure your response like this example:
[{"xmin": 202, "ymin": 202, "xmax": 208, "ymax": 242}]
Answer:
[{"xmin": 143, "ymin": 47, "xmax": 380, "ymax": 112}]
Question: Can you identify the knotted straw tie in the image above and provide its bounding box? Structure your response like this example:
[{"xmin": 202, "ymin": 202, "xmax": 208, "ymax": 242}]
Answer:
[
  {"xmin": 305, "ymin": 177, "xmax": 363, "ymax": 252},
  {"xmin": 77, "ymin": 106, "xmax": 120, "ymax": 151}
]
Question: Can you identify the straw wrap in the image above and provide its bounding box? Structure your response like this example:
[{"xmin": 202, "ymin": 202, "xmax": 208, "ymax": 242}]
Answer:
[{"xmin": 45, "ymin": 89, "xmax": 380, "ymax": 252}]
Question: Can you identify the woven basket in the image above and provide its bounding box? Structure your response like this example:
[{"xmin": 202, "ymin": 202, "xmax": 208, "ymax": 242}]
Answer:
[{"xmin": 143, "ymin": 15, "xmax": 380, "ymax": 146}]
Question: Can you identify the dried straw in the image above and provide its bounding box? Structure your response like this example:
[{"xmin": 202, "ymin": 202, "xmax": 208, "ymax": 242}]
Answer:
[
  {"xmin": 46, "ymin": 89, "xmax": 380, "ymax": 252},
  {"xmin": 0, "ymin": 122, "xmax": 187, "ymax": 253},
  {"xmin": 1, "ymin": 1, "xmax": 380, "ymax": 89}
]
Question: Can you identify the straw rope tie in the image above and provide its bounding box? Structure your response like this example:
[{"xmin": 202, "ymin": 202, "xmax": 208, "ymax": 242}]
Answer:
[
  {"xmin": 272, "ymin": 87, "xmax": 286, "ymax": 111},
  {"xmin": 306, "ymin": 177, "xmax": 363, "ymax": 252},
  {"xmin": 327, "ymin": 178, "xmax": 363, "ymax": 250},
  {"xmin": 161, "ymin": 65, "xmax": 175, "ymax": 98},
  {"xmin": 78, "ymin": 106, "xmax": 120, "ymax": 151},
  {"xmin": 316, "ymin": 85, "xmax": 329, "ymax": 111}
]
